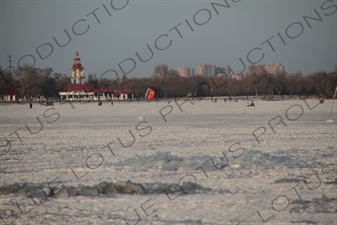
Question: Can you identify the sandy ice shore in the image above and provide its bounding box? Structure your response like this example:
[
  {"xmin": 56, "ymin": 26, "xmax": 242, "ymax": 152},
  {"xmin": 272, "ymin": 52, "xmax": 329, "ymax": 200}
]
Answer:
[{"xmin": 0, "ymin": 99, "xmax": 336, "ymax": 225}]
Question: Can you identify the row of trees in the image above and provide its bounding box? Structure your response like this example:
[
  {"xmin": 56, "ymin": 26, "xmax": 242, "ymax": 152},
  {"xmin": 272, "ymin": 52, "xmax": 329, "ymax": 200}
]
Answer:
[
  {"xmin": 0, "ymin": 65, "xmax": 69, "ymax": 100},
  {"xmin": 1, "ymin": 64, "xmax": 337, "ymax": 100},
  {"xmin": 88, "ymin": 64, "xmax": 337, "ymax": 100}
]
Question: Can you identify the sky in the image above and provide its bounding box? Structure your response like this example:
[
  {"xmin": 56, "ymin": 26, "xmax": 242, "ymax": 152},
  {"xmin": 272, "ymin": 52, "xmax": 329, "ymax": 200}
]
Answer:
[{"xmin": 1, "ymin": 0, "xmax": 336, "ymax": 80}]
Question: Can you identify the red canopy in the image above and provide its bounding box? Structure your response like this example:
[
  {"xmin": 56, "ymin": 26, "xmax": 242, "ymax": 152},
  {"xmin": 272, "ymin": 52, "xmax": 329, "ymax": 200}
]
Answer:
[
  {"xmin": 62, "ymin": 84, "xmax": 91, "ymax": 92},
  {"xmin": 1, "ymin": 88, "xmax": 17, "ymax": 95}
]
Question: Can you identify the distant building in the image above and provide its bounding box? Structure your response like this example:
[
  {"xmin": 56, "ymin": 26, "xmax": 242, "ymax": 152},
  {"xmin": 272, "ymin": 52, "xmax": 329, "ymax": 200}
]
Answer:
[
  {"xmin": 197, "ymin": 64, "xmax": 206, "ymax": 76},
  {"xmin": 197, "ymin": 64, "xmax": 217, "ymax": 77},
  {"xmin": 112, "ymin": 90, "xmax": 134, "ymax": 100},
  {"xmin": 262, "ymin": 63, "xmax": 285, "ymax": 75},
  {"xmin": 59, "ymin": 84, "xmax": 134, "ymax": 101},
  {"xmin": 208, "ymin": 64, "xmax": 216, "ymax": 77},
  {"xmin": 0, "ymin": 56, "xmax": 18, "ymax": 101},
  {"xmin": 177, "ymin": 67, "xmax": 194, "ymax": 77},
  {"xmin": 215, "ymin": 66, "xmax": 230, "ymax": 78},
  {"xmin": 59, "ymin": 52, "xmax": 134, "ymax": 101},
  {"xmin": 0, "ymin": 88, "xmax": 17, "ymax": 101},
  {"xmin": 71, "ymin": 51, "xmax": 85, "ymax": 84},
  {"xmin": 59, "ymin": 84, "xmax": 95, "ymax": 100}
]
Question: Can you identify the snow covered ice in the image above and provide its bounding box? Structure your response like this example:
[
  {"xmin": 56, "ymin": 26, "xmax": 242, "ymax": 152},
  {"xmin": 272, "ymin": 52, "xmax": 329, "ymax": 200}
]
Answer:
[{"xmin": 0, "ymin": 99, "xmax": 336, "ymax": 225}]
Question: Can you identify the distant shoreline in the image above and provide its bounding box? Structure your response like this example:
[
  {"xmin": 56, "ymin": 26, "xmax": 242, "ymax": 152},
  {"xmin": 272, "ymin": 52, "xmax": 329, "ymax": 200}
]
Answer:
[{"xmin": 0, "ymin": 95, "xmax": 324, "ymax": 105}]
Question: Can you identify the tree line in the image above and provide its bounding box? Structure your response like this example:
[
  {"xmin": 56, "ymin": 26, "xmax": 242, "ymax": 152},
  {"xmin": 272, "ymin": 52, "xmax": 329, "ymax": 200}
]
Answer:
[
  {"xmin": 1, "ymin": 64, "xmax": 337, "ymax": 100},
  {"xmin": 0, "ymin": 65, "xmax": 69, "ymax": 100}
]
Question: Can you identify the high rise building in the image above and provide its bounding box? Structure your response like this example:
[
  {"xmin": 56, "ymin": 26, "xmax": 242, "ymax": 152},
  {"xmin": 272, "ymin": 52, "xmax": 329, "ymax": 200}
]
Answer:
[
  {"xmin": 196, "ymin": 64, "xmax": 217, "ymax": 77},
  {"xmin": 215, "ymin": 66, "xmax": 223, "ymax": 74},
  {"xmin": 190, "ymin": 68, "xmax": 195, "ymax": 77},
  {"xmin": 215, "ymin": 66, "xmax": 229, "ymax": 77},
  {"xmin": 208, "ymin": 64, "xmax": 216, "ymax": 77},
  {"xmin": 177, "ymin": 67, "xmax": 194, "ymax": 77},
  {"xmin": 263, "ymin": 63, "xmax": 285, "ymax": 75},
  {"xmin": 196, "ymin": 64, "xmax": 204, "ymax": 76}
]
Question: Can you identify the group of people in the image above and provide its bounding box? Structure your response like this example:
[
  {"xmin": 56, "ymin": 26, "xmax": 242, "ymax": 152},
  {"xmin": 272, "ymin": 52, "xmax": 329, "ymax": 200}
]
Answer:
[
  {"xmin": 29, "ymin": 101, "xmax": 54, "ymax": 109},
  {"xmin": 223, "ymin": 99, "xmax": 239, "ymax": 102}
]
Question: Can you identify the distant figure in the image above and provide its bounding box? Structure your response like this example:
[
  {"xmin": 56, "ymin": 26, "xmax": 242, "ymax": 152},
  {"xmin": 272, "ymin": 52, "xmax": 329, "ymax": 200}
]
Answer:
[
  {"xmin": 214, "ymin": 98, "xmax": 217, "ymax": 103},
  {"xmin": 98, "ymin": 101, "xmax": 102, "ymax": 106},
  {"xmin": 320, "ymin": 97, "xmax": 325, "ymax": 104},
  {"xmin": 168, "ymin": 100, "xmax": 171, "ymax": 104},
  {"xmin": 29, "ymin": 103, "xmax": 32, "ymax": 109},
  {"xmin": 224, "ymin": 99, "xmax": 227, "ymax": 102},
  {"xmin": 111, "ymin": 101, "xmax": 114, "ymax": 106}
]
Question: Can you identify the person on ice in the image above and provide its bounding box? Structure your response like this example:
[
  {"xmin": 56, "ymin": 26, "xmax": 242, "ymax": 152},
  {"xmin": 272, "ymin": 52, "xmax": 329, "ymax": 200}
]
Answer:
[{"xmin": 320, "ymin": 97, "xmax": 325, "ymax": 104}]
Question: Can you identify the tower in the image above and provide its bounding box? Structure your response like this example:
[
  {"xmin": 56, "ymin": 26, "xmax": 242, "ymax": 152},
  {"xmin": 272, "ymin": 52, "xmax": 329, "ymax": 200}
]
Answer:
[{"xmin": 71, "ymin": 51, "xmax": 85, "ymax": 84}]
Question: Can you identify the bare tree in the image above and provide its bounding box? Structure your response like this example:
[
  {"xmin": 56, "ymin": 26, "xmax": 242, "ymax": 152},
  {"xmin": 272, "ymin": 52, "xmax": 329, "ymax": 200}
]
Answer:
[
  {"xmin": 274, "ymin": 72, "xmax": 287, "ymax": 98},
  {"xmin": 15, "ymin": 64, "xmax": 39, "ymax": 99},
  {"xmin": 38, "ymin": 67, "xmax": 58, "ymax": 99},
  {"xmin": 0, "ymin": 66, "xmax": 17, "ymax": 91},
  {"xmin": 53, "ymin": 73, "xmax": 70, "ymax": 91},
  {"xmin": 153, "ymin": 64, "xmax": 168, "ymax": 78}
]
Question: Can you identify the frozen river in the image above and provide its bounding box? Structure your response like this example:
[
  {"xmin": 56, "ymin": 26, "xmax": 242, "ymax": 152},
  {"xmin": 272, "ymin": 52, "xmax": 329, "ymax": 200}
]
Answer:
[{"xmin": 0, "ymin": 99, "xmax": 336, "ymax": 225}]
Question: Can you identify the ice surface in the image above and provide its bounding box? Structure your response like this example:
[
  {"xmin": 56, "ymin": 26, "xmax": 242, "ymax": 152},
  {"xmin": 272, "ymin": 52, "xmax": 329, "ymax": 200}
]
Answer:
[{"xmin": 0, "ymin": 99, "xmax": 336, "ymax": 224}]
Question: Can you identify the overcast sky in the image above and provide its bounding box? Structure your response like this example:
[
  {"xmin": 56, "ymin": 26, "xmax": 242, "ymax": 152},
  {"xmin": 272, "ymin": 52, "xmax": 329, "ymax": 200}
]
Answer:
[{"xmin": 1, "ymin": 0, "xmax": 336, "ymax": 79}]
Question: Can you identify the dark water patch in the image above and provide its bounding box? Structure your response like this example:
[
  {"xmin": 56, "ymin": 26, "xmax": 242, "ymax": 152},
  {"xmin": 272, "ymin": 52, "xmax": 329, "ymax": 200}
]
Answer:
[
  {"xmin": 114, "ymin": 151, "xmax": 225, "ymax": 172},
  {"xmin": 289, "ymin": 194, "xmax": 336, "ymax": 215},
  {"xmin": 274, "ymin": 178, "xmax": 303, "ymax": 183},
  {"xmin": 115, "ymin": 149, "xmax": 297, "ymax": 172},
  {"xmin": 291, "ymin": 199, "xmax": 310, "ymax": 205},
  {"xmin": 289, "ymin": 220, "xmax": 317, "ymax": 224},
  {"xmin": 0, "ymin": 180, "xmax": 211, "ymax": 198},
  {"xmin": 234, "ymin": 149, "xmax": 295, "ymax": 168}
]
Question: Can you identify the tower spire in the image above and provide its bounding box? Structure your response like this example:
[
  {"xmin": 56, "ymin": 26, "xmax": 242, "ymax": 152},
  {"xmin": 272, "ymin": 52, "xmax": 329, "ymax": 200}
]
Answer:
[{"xmin": 74, "ymin": 51, "xmax": 80, "ymax": 60}]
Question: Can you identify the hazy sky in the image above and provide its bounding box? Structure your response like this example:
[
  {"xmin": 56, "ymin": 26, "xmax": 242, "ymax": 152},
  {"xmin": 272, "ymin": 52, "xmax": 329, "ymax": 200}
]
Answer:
[{"xmin": 1, "ymin": 0, "xmax": 336, "ymax": 79}]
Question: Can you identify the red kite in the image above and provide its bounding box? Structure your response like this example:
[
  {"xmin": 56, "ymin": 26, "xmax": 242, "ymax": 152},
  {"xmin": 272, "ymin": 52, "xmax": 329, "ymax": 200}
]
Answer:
[{"xmin": 145, "ymin": 88, "xmax": 155, "ymax": 100}]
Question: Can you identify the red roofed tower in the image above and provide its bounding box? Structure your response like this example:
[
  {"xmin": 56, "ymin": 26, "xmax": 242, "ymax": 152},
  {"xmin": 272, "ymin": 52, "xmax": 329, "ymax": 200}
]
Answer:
[{"xmin": 71, "ymin": 51, "xmax": 85, "ymax": 84}]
